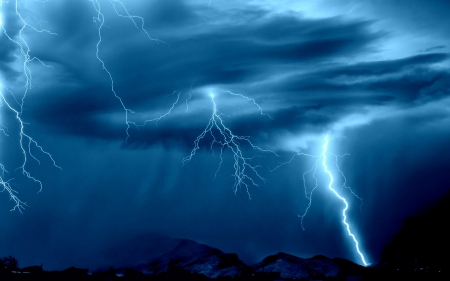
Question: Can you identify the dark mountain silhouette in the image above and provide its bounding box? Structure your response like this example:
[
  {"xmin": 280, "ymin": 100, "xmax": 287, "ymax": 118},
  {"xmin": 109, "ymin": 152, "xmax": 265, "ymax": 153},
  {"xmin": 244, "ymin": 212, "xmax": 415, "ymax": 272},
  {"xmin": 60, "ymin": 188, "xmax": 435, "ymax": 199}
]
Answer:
[
  {"xmin": 137, "ymin": 239, "xmax": 252, "ymax": 278},
  {"xmin": 98, "ymin": 232, "xmax": 180, "ymax": 270},
  {"xmin": 251, "ymin": 252, "xmax": 368, "ymax": 279},
  {"xmin": 95, "ymin": 233, "xmax": 373, "ymax": 279},
  {"xmin": 380, "ymin": 189, "xmax": 450, "ymax": 277},
  {"xmin": 5, "ymin": 190, "xmax": 450, "ymax": 281},
  {"xmin": 0, "ymin": 239, "xmax": 374, "ymax": 280}
]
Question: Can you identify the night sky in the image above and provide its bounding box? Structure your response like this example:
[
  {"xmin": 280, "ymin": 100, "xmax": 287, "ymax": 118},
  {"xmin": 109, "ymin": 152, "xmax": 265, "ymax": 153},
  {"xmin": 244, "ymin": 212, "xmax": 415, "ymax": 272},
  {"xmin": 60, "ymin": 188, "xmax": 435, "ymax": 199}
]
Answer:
[{"xmin": 1, "ymin": 0, "xmax": 449, "ymax": 270}]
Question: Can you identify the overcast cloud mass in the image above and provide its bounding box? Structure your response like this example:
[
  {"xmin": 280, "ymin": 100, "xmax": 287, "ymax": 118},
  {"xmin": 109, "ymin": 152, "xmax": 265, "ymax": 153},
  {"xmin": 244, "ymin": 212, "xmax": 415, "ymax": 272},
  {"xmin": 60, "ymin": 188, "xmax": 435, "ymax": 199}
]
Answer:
[{"xmin": 0, "ymin": 0, "xmax": 449, "ymax": 269}]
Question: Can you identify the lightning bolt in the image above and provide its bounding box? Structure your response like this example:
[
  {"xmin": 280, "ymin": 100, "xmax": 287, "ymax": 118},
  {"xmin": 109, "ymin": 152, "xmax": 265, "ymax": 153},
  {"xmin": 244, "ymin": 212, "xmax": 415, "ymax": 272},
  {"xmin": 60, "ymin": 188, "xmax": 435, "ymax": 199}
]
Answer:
[
  {"xmin": 270, "ymin": 135, "xmax": 367, "ymax": 265},
  {"xmin": 1, "ymin": 0, "xmax": 56, "ymax": 110},
  {"xmin": 331, "ymin": 151, "xmax": 364, "ymax": 210},
  {"xmin": 0, "ymin": 86, "xmax": 60, "ymax": 211},
  {"xmin": 89, "ymin": 0, "xmax": 171, "ymax": 141},
  {"xmin": 270, "ymin": 151, "xmax": 320, "ymax": 230},
  {"xmin": 138, "ymin": 91, "xmax": 182, "ymax": 126},
  {"xmin": 0, "ymin": 0, "xmax": 60, "ymax": 211},
  {"xmin": 322, "ymin": 135, "xmax": 367, "ymax": 266},
  {"xmin": 182, "ymin": 92, "xmax": 276, "ymax": 199}
]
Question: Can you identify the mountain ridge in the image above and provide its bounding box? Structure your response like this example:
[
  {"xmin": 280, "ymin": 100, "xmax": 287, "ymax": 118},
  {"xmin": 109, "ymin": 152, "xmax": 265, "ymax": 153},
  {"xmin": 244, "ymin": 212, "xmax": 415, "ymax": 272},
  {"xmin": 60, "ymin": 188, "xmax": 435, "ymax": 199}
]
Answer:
[{"xmin": 102, "ymin": 233, "xmax": 369, "ymax": 279}]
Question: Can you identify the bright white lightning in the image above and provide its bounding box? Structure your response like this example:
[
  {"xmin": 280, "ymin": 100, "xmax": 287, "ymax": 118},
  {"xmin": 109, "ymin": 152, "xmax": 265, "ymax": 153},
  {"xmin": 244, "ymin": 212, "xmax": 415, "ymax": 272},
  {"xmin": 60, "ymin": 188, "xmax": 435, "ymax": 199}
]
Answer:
[
  {"xmin": 332, "ymin": 152, "xmax": 364, "ymax": 210},
  {"xmin": 182, "ymin": 93, "xmax": 276, "ymax": 199},
  {"xmin": 131, "ymin": 86, "xmax": 275, "ymax": 196},
  {"xmin": 270, "ymin": 135, "xmax": 367, "ymax": 265},
  {"xmin": 0, "ymin": 1, "xmax": 60, "ymax": 211},
  {"xmin": 322, "ymin": 135, "xmax": 367, "ymax": 266},
  {"xmin": 1, "ymin": 0, "xmax": 56, "ymax": 110}
]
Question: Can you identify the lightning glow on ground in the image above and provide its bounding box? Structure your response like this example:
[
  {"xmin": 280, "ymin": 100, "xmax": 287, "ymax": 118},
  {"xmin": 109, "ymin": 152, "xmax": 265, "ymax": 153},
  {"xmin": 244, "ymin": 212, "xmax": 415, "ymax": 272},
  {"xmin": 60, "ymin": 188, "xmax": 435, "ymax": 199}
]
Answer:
[
  {"xmin": 0, "ymin": 0, "xmax": 60, "ymax": 211},
  {"xmin": 182, "ymin": 92, "xmax": 277, "ymax": 199}
]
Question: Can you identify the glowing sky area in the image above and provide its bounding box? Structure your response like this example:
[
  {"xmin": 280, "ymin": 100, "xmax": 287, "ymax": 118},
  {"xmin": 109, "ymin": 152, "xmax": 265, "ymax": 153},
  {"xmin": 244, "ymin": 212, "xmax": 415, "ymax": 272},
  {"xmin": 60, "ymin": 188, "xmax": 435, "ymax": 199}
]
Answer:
[{"xmin": 0, "ymin": 0, "xmax": 449, "ymax": 270}]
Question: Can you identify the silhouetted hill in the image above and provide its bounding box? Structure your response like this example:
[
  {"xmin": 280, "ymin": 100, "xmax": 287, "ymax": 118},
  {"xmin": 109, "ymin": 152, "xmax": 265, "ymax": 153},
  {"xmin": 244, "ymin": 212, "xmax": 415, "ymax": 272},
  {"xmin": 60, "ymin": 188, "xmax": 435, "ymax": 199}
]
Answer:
[
  {"xmin": 251, "ymin": 252, "xmax": 368, "ymax": 279},
  {"xmin": 138, "ymin": 239, "xmax": 251, "ymax": 278},
  {"xmin": 380, "ymin": 189, "xmax": 450, "ymax": 277},
  {"xmin": 2, "ymin": 235, "xmax": 379, "ymax": 280},
  {"xmin": 98, "ymin": 232, "xmax": 180, "ymax": 270}
]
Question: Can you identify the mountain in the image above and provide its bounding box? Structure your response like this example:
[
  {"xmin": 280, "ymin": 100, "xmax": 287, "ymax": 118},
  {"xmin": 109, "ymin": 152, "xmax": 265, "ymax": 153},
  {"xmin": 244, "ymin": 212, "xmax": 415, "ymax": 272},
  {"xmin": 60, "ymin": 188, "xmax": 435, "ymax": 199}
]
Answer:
[
  {"xmin": 97, "ymin": 233, "xmax": 369, "ymax": 279},
  {"xmin": 137, "ymin": 239, "xmax": 251, "ymax": 278},
  {"xmin": 98, "ymin": 232, "xmax": 180, "ymax": 270},
  {"xmin": 252, "ymin": 252, "xmax": 339, "ymax": 279},
  {"xmin": 252, "ymin": 252, "xmax": 367, "ymax": 279}
]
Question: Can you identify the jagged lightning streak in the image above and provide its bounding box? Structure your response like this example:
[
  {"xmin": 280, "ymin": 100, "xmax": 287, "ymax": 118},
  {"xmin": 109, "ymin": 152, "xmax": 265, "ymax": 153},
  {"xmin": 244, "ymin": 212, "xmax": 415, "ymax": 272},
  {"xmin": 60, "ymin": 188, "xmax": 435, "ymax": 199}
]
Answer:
[
  {"xmin": 0, "ymin": 87, "xmax": 28, "ymax": 212},
  {"xmin": 1, "ymin": 0, "xmax": 56, "ymax": 110},
  {"xmin": 270, "ymin": 151, "xmax": 321, "ymax": 230},
  {"xmin": 137, "ymin": 91, "xmax": 181, "ymax": 126},
  {"xmin": 108, "ymin": 0, "xmax": 170, "ymax": 49},
  {"xmin": 90, "ymin": 0, "xmax": 135, "ymax": 141},
  {"xmin": 223, "ymin": 91, "xmax": 273, "ymax": 120},
  {"xmin": 131, "ymin": 86, "xmax": 274, "ymax": 195},
  {"xmin": 331, "ymin": 152, "xmax": 364, "ymax": 210},
  {"xmin": 0, "ymin": 0, "xmax": 60, "ymax": 211},
  {"xmin": 89, "ymin": 0, "xmax": 171, "ymax": 140},
  {"xmin": 0, "ymin": 86, "xmax": 60, "ymax": 211},
  {"xmin": 322, "ymin": 134, "xmax": 367, "ymax": 266},
  {"xmin": 270, "ymin": 135, "xmax": 367, "ymax": 265},
  {"xmin": 183, "ymin": 93, "xmax": 276, "ymax": 199}
]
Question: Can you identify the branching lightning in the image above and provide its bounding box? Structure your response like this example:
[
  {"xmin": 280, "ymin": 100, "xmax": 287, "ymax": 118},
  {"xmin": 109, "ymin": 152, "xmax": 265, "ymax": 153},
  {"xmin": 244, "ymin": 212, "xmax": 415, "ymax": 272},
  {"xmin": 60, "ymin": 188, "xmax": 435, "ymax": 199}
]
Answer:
[
  {"xmin": 89, "ymin": 0, "xmax": 172, "ymax": 141},
  {"xmin": 138, "ymin": 91, "xmax": 181, "ymax": 126},
  {"xmin": 87, "ymin": 0, "xmax": 280, "ymax": 198},
  {"xmin": 182, "ymin": 92, "xmax": 277, "ymax": 199},
  {"xmin": 90, "ymin": 0, "xmax": 135, "ymax": 141},
  {"xmin": 1, "ymin": 0, "xmax": 56, "ymax": 110},
  {"xmin": 270, "ymin": 151, "xmax": 320, "ymax": 230},
  {"xmin": 331, "ymin": 151, "xmax": 364, "ymax": 210},
  {"xmin": 0, "ymin": 0, "xmax": 60, "ymax": 211},
  {"xmin": 270, "ymin": 135, "xmax": 367, "ymax": 265},
  {"xmin": 223, "ymin": 91, "xmax": 273, "ymax": 120}
]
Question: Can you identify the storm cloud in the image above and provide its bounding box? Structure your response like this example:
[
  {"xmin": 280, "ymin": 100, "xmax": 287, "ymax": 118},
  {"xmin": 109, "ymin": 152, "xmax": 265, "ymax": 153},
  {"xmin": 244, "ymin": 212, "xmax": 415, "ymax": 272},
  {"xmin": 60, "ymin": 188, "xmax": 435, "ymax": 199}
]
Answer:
[{"xmin": 0, "ymin": 0, "xmax": 449, "ymax": 270}]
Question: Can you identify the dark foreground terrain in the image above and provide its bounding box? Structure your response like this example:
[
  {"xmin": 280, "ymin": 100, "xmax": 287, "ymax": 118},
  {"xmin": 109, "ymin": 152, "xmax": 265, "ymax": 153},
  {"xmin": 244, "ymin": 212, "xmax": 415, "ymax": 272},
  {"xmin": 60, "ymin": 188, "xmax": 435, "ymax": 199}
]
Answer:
[
  {"xmin": 1, "ymin": 267, "xmax": 449, "ymax": 281},
  {"xmin": 2, "ymin": 191, "xmax": 449, "ymax": 281}
]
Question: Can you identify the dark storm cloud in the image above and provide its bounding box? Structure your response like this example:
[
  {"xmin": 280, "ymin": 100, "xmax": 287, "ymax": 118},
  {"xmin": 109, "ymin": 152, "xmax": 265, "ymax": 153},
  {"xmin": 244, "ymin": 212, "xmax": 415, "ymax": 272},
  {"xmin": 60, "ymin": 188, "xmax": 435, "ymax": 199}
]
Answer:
[
  {"xmin": 27, "ymin": 2, "xmax": 387, "ymax": 146},
  {"xmin": 33, "ymin": 86, "xmax": 125, "ymax": 140},
  {"xmin": 362, "ymin": 67, "xmax": 450, "ymax": 103},
  {"xmin": 419, "ymin": 45, "xmax": 446, "ymax": 53},
  {"xmin": 26, "ymin": 0, "xmax": 450, "ymax": 150},
  {"xmin": 276, "ymin": 53, "xmax": 450, "ymax": 105},
  {"xmin": 0, "ymin": 4, "xmax": 24, "ymax": 80},
  {"xmin": 0, "ymin": 41, "xmax": 18, "ymax": 79},
  {"xmin": 319, "ymin": 53, "xmax": 449, "ymax": 77},
  {"xmin": 3, "ymin": 0, "xmax": 450, "ymax": 271},
  {"xmin": 141, "ymin": 0, "xmax": 197, "ymax": 29}
]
